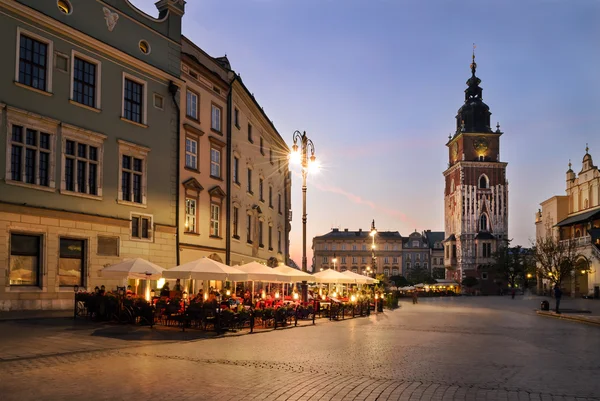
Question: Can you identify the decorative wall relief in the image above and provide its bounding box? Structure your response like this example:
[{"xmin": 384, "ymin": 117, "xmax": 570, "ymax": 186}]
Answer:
[{"xmin": 103, "ymin": 7, "xmax": 119, "ymax": 32}]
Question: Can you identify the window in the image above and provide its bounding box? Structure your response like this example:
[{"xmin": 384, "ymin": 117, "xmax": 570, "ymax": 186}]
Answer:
[
  {"xmin": 424, "ymin": 262, "xmax": 428, "ymax": 269},
  {"xmin": 248, "ymin": 124, "xmax": 253, "ymax": 143},
  {"xmin": 384, "ymin": 257, "xmax": 389, "ymax": 264},
  {"xmin": 246, "ymin": 215, "xmax": 252, "ymax": 243},
  {"xmin": 17, "ymin": 32, "xmax": 51, "ymax": 92},
  {"xmin": 406, "ymin": 262, "xmax": 411, "ymax": 269},
  {"xmin": 480, "ymin": 214, "xmax": 488, "ymax": 231},
  {"xmin": 8, "ymin": 125, "xmax": 52, "ymax": 187},
  {"xmin": 131, "ymin": 214, "xmax": 152, "ymax": 240},
  {"xmin": 452, "ymin": 244, "xmax": 457, "ymax": 258},
  {"xmin": 278, "ymin": 194, "xmax": 282, "ymax": 214},
  {"xmin": 362, "ymin": 245, "xmax": 367, "ymax": 251},
  {"xmin": 384, "ymin": 268, "xmax": 390, "ymax": 277},
  {"xmin": 57, "ymin": 0, "xmax": 72, "ymax": 14},
  {"xmin": 210, "ymin": 147, "xmax": 221, "ymax": 178},
  {"xmin": 362, "ymin": 257, "xmax": 366, "ymax": 263},
  {"xmin": 481, "ymin": 272, "xmax": 489, "ymax": 280},
  {"xmin": 446, "ymin": 246, "xmax": 449, "ymax": 258},
  {"xmin": 123, "ymin": 76, "xmax": 145, "ymax": 124},
  {"xmin": 351, "ymin": 245, "xmax": 356, "ymax": 251},
  {"xmin": 323, "ymin": 245, "xmax": 328, "ymax": 251},
  {"xmin": 139, "ymin": 40, "xmax": 150, "ymax": 55},
  {"xmin": 72, "ymin": 55, "xmax": 98, "ymax": 108},
  {"xmin": 352, "ymin": 257, "xmax": 357, "ymax": 264},
  {"xmin": 121, "ymin": 155, "xmax": 143, "ymax": 203},
  {"xmin": 479, "ymin": 174, "xmax": 489, "ymax": 189},
  {"xmin": 269, "ymin": 186, "xmax": 273, "ymax": 207},
  {"xmin": 247, "ymin": 168, "xmax": 252, "ymax": 193},
  {"xmin": 233, "ymin": 206, "xmax": 239, "ymax": 238},
  {"xmin": 270, "ymin": 148, "xmax": 273, "ymax": 164},
  {"xmin": 59, "ymin": 238, "xmax": 85, "ymax": 286},
  {"xmin": 278, "ymin": 230, "xmax": 282, "ymax": 253},
  {"xmin": 322, "ymin": 256, "xmax": 328, "ymax": 263},
  {"xmin": 63, "ymin": 139, "xmax": 100, "ymax": 195},
  {"xmin": 416, "ymin": 254, "xmax": 421, "ymax": 261},
  {"xmin": 339, "ymin": 256, "xmax": 345, "ymax": 264},
  {"xmin": 185, "ymin": 138, "xmax": 198, "ymax": 169},
  {"xmin": 185, "ymin": 198, "xmax": 196, "ymax": 233},
  {"xmin": 385, "ymin": 245, "xmax": 389, "ymax": 251},
  {"xmin": 268, "ymin": 226, "xmax": 273, "ymax": 250},
  {"xmin": 211, "ymin": 104, "xmax": 221, "ymax": 132},
  {"xmin": 342, "ymin": 244, "xmax": 346, "ymax": 251},
  {"xmin": 186, "ymin": 90, "xmax": 198, "ymax": 119},
  {"xmin": 260, "ymin": 137, "xmax": 264, "ymax": 155},
  {"xmin": 233, "ymin": 157, "xmax": 240, "ymax": 184},
  {"xmin": 412, "ymin": 241, "xmax": 419, "ymax": 247},
  {"xmin": 392, "ymin": 268, "xmax": 399, "ymax": 276},
  {"xmin": 259, "ymin": 178, "xmax": 264, "ymax": 201},
  {"xmin": 210, "ymin": 204, "xmax": 220, "ymax": 237},
  {"xmin": 9, "ymin": 233, "xmax": 41, "ymax": 286},
  {"xmin": 234, "ymin": 108, "xmax": 240, "ymax": 128},
  {"xmin": 415, "ymin": 262, "xmax": 420, "ymax": 268},
  {"xmin": 393, "ymin": 257, "xmax": 398, "ymax": 263},
  {"xmin": 332, "ymin": 245, "xmax": 336, "ymax": 251},
  {"xmin": 258, "ymin": 221, "xmax": 264, "ymax": 247},
  {"xmin": 406, "ymin": 254, "xmax": 411, "ymax": 261},
  {"xmin": 482, "ymin": 243, "xmax": 492, "ymax": 258}
]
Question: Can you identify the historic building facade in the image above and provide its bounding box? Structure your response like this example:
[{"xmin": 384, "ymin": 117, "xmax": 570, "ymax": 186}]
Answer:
[
  {"xmin": 443, "ymin": 55, "xmax": 508, "ymax": 285},
  {"xmin": 312, "ymin": 223, "xmax": 444, "ymax": 278},
  {"xmin": 0, "ymin": 0, "xmax": 184, "ymax": 311},
  {"xmin": 535, "ymin": 147, "xmax": 600, "ymax": 297},
  {"xmin": 228, "ymin": 75, "xmax": 291, "ymax": 267},
  {"xmin": 177, "ymin": 36, "xmax": 231, "ymax": 266}
]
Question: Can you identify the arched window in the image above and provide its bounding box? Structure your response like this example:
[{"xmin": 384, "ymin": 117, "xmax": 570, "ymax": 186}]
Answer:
[
  {"xmin": 478, "ymin": 174, "xmax": 489, "ymax": 189},
  {"xmin": 450, "ymin": 179, "xmax": 455, "ymax": 193},
  {"xmin": 480, "ymin": 214, "xmax": 488, "ymax": 231}
]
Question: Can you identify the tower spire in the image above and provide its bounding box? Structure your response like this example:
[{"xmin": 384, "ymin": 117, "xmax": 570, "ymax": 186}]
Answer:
[{"xmin": 470, "ymin": 43, "xmax": 477, "ymax": 75}]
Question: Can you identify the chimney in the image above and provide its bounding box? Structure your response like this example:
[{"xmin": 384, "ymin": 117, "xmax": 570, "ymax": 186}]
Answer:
[
  {"xmin": 332, "ymin": 228, "xmax": 339, "ymax": 232},
  {"xmin": 155, "ymin": 0, "xmax": 185, "ymax": 41},
  {"xmin": 359, "ymin": 228, "xmax": 362, "ymax": 233},
  {"xmin": 344, "ymin": 228, "xmax": 348, "ymax": 232}
]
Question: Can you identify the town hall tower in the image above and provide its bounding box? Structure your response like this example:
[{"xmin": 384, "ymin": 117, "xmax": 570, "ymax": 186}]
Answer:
[{"xmin": 443, "ymin": 52, "xmax": 509, "ymax": 284}]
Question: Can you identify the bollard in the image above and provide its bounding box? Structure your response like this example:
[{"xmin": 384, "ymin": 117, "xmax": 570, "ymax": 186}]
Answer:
[
  {"xmin": 250, "ymin": 310, "xmax": 255, "ymax": 333},
  {"xmin": 312, "ymin": 300, "xmax": 316, "ymax": 325}
]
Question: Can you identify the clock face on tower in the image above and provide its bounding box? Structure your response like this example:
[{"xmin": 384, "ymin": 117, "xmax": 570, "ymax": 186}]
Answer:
[
  {"xmin": 473, "ymin": 136, "xmax": 489, "ymax": 153},
  {"xmin": 451, "ymin": 142, "xmax": 458, "ymax": 159}
]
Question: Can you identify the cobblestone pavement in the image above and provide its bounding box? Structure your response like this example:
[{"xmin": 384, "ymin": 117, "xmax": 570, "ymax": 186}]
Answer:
[{"xmin": 1, "ymin": 297, "xmax": 600, "ymax": 400}]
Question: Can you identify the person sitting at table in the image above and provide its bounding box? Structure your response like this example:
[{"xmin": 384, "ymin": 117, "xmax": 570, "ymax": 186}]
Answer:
[
  {"xmin": 173, "ymin": 279, "xmax": 182, "ymax": 292},
  {"xmin": 196, "ymin": 289, "xmax": 204, "ymax": 301},
  {"xmin": 160, "ymin": 282, "xmax": 170, "ymax": 297}
]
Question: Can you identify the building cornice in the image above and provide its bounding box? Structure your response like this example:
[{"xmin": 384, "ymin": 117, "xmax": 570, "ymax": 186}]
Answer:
[{"xmin": 443, "ymin": 160, "xmax": 508, "ymax": 176}]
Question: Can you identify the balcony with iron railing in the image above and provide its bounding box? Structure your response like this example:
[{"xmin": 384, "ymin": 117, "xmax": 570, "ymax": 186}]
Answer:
[{"xmin": 559, "ymin": 235, "xmax": 591, "ymax": 248}]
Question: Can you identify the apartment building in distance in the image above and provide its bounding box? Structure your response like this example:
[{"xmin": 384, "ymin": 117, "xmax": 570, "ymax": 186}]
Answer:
[
  {"xmin": 0, "ymin": 0, "xmax": 184, "ymax": 311},
  {"xmin": 535, "ymin": 146, "xmax": 600, "ymax": 297}
]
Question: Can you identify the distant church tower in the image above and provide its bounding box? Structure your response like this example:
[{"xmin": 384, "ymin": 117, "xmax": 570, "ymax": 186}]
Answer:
[{"xmin": 443, "ymin": 50, "xmax": 508, "ymax": 283}]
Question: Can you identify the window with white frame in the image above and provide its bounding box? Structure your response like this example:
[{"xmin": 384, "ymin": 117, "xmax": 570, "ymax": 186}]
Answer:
[
  {"xmin": 63, "ymin": 139, "xmax": 100, "ymax": 195},
  {"xmin": 412, "ymin": 240, "xmax": 419, "ymax": 247},
  {"xmin": 211, "ymin": 104, "xmax": 221, "ymax": 132},
  {"xmin": 210, "ymin": 203, "xmax": 220, "ymax": 237},
  {"xmin": 341, "ymin": 256, "xmax": 347, "ymax": 264},
  {"xmin": 232, "ymin": 206, "xmax": 239, "ymax": 238},
  {"xmin": 384, "ymin": 268, "xmax": 390, "ymax": 277},
  {"xmin": 362, "ymin": 244, "xmax": 367, "ymax": 251},
  {"xmin": 123, "ymin": 75, "xmax": 145, "ymax": 124},
  {"xmin": 416, "ymin": 254, "xmax": 421, "ymax": 261},
  {"xmin": 406, "ymin": 254, "xmax": 411, "ymax": 260},
  {"xmin": 8, "ymin": 124, "xmax": 53, "ymax": 188},
  {"xmin": 71, "ymin": 52, "xmax": 100, "ymax": 108},
  {"xmin": 131, "ymin": 214, "xmax": 152, "ymax": 240},
  {"xmin": 393, "ymin": 257, "xmax": 398, "ymax": 263},
  {"xmin": 385, "ymin": 245, "xmax": 389, "ymax": 251},
  {"xmin": 332, "ymin": 245, "xmax": 336, "ymax": 251},
  {"xmin": 322, "ymin": 256, "xmax": 328, "ymax": 263},
  {"xmin": 362, "ymin": 257, "xmax": 366, "ymax": 263},
  {"xmin": 16, "ymin": 29, "xmax": 53, "ymax": 92},
  {"xmin": 323, "ymin": 245, "xmax": 328, "ymax": 251},
  {"xmin": 186, "ymin": 90, "xmax": 198, "ymax": 119},
  {"xmin": 210, "ymin": 147, "xmax": 221, "ymax": 178},
  {"xmin": 406, "ymin": 262, "xmax": 411, "ymax": 269},
  {"xmin": 352, "ymin": 256, "xmax": 357, "ymax": 264},
  {"xmin": 185, "ymin": 137, "xmax": 198, "ymax": 169},
  {"xmin": 424, "ymin": 262, "xmax": 428, "ymax": 269},
  {"xmin": 392, "ymin": 268, "xmax": 399, "ymax": 276},
  {"xmin": 268, "ymin": 225, "xmax": 273, "ymax": 250},
  {"xmin": 352, "ymin": 245, "xmax": 357, "ymax": 251},
  {"xmin": 384, "ymin": 257, "xmax": 389, "ymax": 264},
  {"xmin": 118, "ymin": 140, "xmax": 149, "ymax": 205},
  {"xmin": 342, "ymin": 244, "xmax": 346, "ymax": 251},
  {"xmin": 185, "ymin": 198, "xmax": 196, "ymax": 233},
  {"xmin": 258, "ymin": 220, "xmax": 264, "ymax": 246}
]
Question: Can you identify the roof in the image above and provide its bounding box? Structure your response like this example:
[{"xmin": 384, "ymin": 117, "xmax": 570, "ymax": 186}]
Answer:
[
  {"xmin": 475, "ymin": 232, "xmax": 496, "ymax": 240},
  {"xmin": 424, "ymin": 231, "xmax": 445, "ymax": 248},
  {"xmin": 315, "ymin": 229, "xmax": 402, "ymax": 240},
  {"xmin": 556, "ymin": 207, "xmax": 600, "ymax": 227}
]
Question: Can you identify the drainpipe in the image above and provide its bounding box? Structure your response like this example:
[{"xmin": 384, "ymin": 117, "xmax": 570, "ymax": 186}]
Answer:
[
  {"xmin": 169, "ymin": 81, "xmax": 181, "ymax": 266},
  {"xmin": 225, "ymin": 82, "xmax": 233, "ymax": 265}
]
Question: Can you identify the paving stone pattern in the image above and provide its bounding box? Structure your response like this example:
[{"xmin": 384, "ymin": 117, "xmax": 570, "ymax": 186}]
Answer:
[{"xmin": 1, "ymin": 297, "xmax": 599, "ymax": 400}]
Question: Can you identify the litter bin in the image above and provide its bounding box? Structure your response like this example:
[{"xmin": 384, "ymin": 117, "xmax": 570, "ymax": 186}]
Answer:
[{"xmin": 540, "ymin": 300, "xmax": 549, "ymax": 311}]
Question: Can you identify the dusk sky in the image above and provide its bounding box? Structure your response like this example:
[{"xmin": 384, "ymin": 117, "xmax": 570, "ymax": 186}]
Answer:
[{"xmin": 131, "ymin": 0, "xmax": 600, "ymax": 267}]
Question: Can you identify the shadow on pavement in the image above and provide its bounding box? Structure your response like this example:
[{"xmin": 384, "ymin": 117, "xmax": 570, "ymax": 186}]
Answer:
[{"xmin": 89, "ymin": 324, "xmax": 219, "ymax": 342}]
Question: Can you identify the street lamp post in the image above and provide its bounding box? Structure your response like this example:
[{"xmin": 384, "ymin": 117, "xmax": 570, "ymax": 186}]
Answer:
[
  {"xmin": 369, "ymin": 219, "xmax": 377, "ymax": 277},
  {"xmin": 290, "ymin": 130, "xmax": 318, "ymax": 303},
  {"xmin": 332, "ymin": 253, "xmax": 337, "ymax": 272}
]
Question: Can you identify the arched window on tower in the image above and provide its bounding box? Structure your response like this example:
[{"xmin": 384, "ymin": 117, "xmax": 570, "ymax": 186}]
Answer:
[
  {"xmin": 479, "ymin": 174, "xmax": 489, "ymax": 189},
  {"xmin": 480, "ymin": 214, "xmax": 488, "ymax": 231}
]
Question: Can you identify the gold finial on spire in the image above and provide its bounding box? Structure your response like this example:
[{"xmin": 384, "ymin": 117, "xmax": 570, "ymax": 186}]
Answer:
[{"xmin": 470, "ymin": 43, "xmax": 477, "ymax": 75}]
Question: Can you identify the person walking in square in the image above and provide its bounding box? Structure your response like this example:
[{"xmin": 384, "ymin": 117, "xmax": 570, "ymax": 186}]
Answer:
[{"xmin": 554, "ymin": 284, "xmax": 562, "ymax": 314}]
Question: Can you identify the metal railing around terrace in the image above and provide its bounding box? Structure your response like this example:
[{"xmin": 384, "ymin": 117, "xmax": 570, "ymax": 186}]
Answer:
[{"xmin": 559, "ymin": 235, "xmax": 591, "ymax": 248}]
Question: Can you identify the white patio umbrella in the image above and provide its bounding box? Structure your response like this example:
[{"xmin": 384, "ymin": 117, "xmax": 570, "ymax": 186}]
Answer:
[
  {"xmin": 162, "ymin": 257, "xmax": 248, "ymax": 281},
  {"xmin": 100, "ymin": 258, "xmax": 165, "ymax": 280},
  {"xmin": 341, "ymin": 270, "xmax": 370, "ymax": 285},
  {"xmin": 312, "ymin": 269, "xmax": 355, "ymax": 284},
  {"xmin": 236, "ymin": 262, "xmax": 289, "ymax": 282},
  {"xmin": 272, "ymin": 264, "xmax": 315, "ymax": 282}
]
